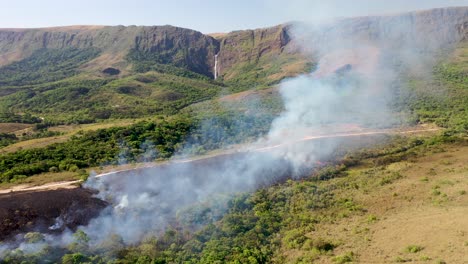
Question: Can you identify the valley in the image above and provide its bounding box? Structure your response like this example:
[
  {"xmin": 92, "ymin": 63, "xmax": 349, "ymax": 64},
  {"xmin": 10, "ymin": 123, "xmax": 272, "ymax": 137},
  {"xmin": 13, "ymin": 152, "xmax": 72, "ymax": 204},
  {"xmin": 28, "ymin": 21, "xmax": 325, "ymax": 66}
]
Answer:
[{"xmin": 0, "ymin": 5, "xmax": 467, "ymax": 263}]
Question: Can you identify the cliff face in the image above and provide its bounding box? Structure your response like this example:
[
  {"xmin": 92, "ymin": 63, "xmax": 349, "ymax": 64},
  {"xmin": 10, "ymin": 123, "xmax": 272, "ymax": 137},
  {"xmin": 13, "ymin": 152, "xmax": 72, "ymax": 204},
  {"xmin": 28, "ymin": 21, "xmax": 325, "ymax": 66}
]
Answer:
[
  {"xmin": 311, "ymin": 6, "xmax": 468, "ymax": 51},
  {"xmin": 0, "ymin": 23, "xmax": 302, "ymax": 81},
  {"xmin": 0, "ymin": 7, "xmax": 466, "ymax": 122},
  {"xmin": 0, "ymin": 6, "xmax": 467, "ymax": 81},
  {"xmin": 0, "ymin": 25, "xmax": 219, "ymax": 77},
  {"xmin": 131, "ymin": 26, "xmax": 219, "ymax": 77},
  {"xmin": 216, "ymin": 24, "xmax": 293, "ymax": 77}
]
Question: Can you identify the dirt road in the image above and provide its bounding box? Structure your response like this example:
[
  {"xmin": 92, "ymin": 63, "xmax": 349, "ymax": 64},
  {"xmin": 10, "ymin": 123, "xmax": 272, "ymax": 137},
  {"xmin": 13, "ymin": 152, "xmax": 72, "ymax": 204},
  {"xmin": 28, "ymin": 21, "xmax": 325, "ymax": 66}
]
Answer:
[{"xmin": 0, "ymin": 127, "xmax": 440, "ymax": 194}]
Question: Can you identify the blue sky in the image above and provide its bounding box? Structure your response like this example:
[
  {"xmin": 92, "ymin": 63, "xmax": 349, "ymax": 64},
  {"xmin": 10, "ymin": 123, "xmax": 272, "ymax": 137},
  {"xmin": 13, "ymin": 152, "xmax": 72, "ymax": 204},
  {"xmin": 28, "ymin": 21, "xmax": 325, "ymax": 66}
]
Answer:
[{"xmin": 2, "ymin": 0, "xmax": 468, "ymax": 33}]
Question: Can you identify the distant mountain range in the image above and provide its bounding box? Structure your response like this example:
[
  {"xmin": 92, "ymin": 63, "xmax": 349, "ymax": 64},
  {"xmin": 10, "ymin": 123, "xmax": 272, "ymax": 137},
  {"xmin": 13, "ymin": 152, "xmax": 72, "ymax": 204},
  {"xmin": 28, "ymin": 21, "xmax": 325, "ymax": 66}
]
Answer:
[{"xmin": 0, "ymin": 6, "xmax": 466, "ymax": 123}]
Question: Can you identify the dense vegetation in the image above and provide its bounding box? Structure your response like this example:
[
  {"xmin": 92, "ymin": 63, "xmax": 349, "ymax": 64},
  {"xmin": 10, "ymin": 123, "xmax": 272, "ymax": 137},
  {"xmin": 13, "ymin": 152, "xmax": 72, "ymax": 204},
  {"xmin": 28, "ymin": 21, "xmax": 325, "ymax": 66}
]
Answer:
[
  {"xmin": 1, "ymin": 43, "xmax": 467, "ymax": 261},
  {"xmin": 0, "ymin": 133, "xmax": 17, "ymax": 148},
  {"xmin": 387, "ymin": 44, "xmax": 468, "ymax": 136},
  {"xmin": 128, "ymin": 49, "xmax": 215, "ymax": 79},
  {"xmin": 0, "ymin": 48, "xmax": 100, "ymax": 86},
  {"xmin": 1, "ymin": 42, "xmax": 467, "ymax": 184},
  {"xmin": 0, "ymin": 71, "xmax": 227, "ymax": 123},
  {"xmin": 0, "ymin": 29, "xmax": 305, "ymax": 124},
  {"xmin": 2, "ymin": 133, "xmax": 464, "ymax": 263},
  {"xmin": 0, "ymin": 23, "xmax": 467, "ymax": 264},
  {"xmin": 0, "ymin": 111, "xmax": 274, "ymax": 183},
  {"xmin": 221, "ymin": 55, "xmax": 314, "ymax": 94},
  {"xmin": 0, "ymin": 113, "xmax": 42, "ymax": 124}
]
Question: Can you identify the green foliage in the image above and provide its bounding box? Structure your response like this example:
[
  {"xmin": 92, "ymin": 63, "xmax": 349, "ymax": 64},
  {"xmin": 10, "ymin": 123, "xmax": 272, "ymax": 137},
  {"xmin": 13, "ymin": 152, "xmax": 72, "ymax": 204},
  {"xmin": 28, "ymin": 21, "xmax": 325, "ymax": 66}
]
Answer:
[
  {"xmin": 24, "ymin": 232, "xmax": 45, "ymax": 244},
  {"xmin": 405, "ymin": 245, "xmax": 424, "ymax": 253},
  {"xmin": 5, "ymin": 137, "xmax": 467, "ymax": 263},
  {"xmin": 110, "ymin": 176, "xmax": 338, "ymax": 263},
  {"xmin": 0, "ymin": 48, "xmax": 100, "ymax": 86},
  {"xmin": 396, "ymin": 44, "xmax": 468, "ymax": 136},
  {"xmin": 0, "ymin": 117, "xmax": 190, "ymax": 182},
  {"xmin": 68, "ymin": 230, "xmax": 90, "ymax": 254},
  {"xmin": 379, "ymin": 171, "xmax": 403, "ymax": 186},
  {"xmin": 313, "ymin": 165, "xmax": 347, "ymax": 181},
  {"xmin": 0, "ymin": 70, "xmax": 226, "ymax": 123},
  {"xmin": 61, "ymin": 253, "xmax": 90, "ymax": 264},
  {"xmin": 128, "ymin": 48, "xmax": 214, "ymax": 78},
  {"xmin": 0, "ymin": 111, "xmax": 273, "ymax": 182},
  {"xmin": 332, "ymin": 251, "xmax": 355, "ymax": 263},
  {"xmin": 222, "ymin": 55, "xmax": 311, "ymax": 93},
  {"xmin": 132, "ymin": 60, "xmax": 211, "ymax": 81},
  {"xmin": 0, "ymin": 126, "xmax": 63, "ymax": 149},
  {"xmin": 0, "ymin": 112, "xmax": 42, "ymax": 123},
  {"xmin": 0, "ymin": 132, "xmax": 18, "ymax": 147}
]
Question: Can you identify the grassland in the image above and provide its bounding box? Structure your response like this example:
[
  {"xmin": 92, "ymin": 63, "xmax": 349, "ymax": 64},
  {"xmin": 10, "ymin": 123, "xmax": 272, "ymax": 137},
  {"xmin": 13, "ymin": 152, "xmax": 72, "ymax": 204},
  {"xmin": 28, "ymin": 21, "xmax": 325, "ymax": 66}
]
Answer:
[
  {"xmin": 8, "ymin": 135, "xmax": 462, "ymax": 263},
  {"xmin": 1, "ymin": 40, "xmax": 467, "ymax": 187},
  {"xmin": 0, "ymin": 119, "xmax": 140, "ymax": 154},
  {"xmin": 271, "ymin": 141, "xmax": 468, "ymax": 263},
  {"xmin": 0, "ymin": 20, "xmax": 467, "ymax": 263}
]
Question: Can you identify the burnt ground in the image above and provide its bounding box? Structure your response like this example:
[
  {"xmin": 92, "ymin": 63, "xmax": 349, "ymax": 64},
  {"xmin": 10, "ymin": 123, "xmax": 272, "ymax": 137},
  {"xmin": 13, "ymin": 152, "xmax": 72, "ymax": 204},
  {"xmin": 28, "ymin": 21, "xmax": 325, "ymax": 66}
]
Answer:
[
  {"xmin": 0, "ymin": 134, "xmax": 393, "ymax": 242},
  {"xmin": 0, "ymin": 188, "xmax": 107, "ymax": 240}
]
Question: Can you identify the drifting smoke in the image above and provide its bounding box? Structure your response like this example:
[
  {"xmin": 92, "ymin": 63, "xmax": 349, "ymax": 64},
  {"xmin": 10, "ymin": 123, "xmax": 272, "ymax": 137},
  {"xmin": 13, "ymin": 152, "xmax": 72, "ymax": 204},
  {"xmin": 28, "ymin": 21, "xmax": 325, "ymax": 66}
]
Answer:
[{"xmin": 1, "ymin": 7, "xmax": 467, "ymax": 258}]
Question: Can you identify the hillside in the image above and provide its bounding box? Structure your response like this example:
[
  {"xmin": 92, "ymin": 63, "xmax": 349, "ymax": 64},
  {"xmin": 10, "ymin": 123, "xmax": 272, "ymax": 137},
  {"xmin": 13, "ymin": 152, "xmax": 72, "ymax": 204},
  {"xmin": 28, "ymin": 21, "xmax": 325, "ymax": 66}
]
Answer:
[
  {"xmin": 0, "ymin": 24, "xmax": 309, "ymax": 124},
  {"xmin": 0, "ymin": 6, "xmax": 466, "ymax": 185},
  {"xmin": 0, "ymin": 7, "xmax": 465, "ymax": 125},
  {"xmin": 0, "ymin": 6, "xmax": 467, "ymax": 264},
  {"xmin": 0, "ymin": 6, "xmax": 465, "ymax": 181}
]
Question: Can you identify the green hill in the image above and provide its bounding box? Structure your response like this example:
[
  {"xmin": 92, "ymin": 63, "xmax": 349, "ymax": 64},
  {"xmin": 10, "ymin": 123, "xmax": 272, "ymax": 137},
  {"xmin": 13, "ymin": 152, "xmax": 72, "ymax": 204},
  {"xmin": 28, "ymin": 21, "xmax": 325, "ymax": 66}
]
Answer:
[
  {"xmin": 0, "ymin": 24, "xmax": 309, "ymax": 124},
  {"xmin": 0, "ymin": 6, "xmax": 467, "ymax": 264}
]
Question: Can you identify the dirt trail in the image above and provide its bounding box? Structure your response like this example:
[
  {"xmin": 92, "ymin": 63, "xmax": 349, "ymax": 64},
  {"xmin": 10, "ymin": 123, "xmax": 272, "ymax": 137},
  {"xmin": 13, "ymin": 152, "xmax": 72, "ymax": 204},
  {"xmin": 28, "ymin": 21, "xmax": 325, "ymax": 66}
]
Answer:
[
  {"xmin": 0, "ymin": 127, "xmax": 440, "ymax": 194},
  {"xmin": 0, "ymin": 180, "xmax": 81, "ymax": 194}
]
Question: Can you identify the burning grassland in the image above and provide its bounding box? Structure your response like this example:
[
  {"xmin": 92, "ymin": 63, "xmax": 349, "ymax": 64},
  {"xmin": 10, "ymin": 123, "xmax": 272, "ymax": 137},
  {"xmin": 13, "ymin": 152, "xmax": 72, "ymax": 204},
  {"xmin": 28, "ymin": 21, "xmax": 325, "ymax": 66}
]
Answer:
[
  {"xmin": 0, "ymin": 188, "xmax": 106, "ymax": 241},
  {"xmin": 0, "ymin": 7, "xmax": 467, "ymax": 263}
]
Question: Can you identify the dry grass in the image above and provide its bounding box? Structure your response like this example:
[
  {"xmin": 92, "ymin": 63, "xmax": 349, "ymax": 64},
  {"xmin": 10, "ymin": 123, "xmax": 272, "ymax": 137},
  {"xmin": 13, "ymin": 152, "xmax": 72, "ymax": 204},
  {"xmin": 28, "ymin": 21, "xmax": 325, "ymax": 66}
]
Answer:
[
  {"xmin": 0, "ymin": 123, "xmax": 33, "ymax": 134},
  {"xmin": 47, "ymin": 119, "xmax": 137, "ymax": 133},
  {"xmin": 297, "ymin": 144, "xmax": 468, "ymax": 263},
  {"xmin": 0, "ymin": 171, "xmax": 81, "ymax": 191},
  {"xmin": 0, "ymin": 135, "xmax": 70, "ymax": 153},
  {"xmin": 0, "ymin": 119, "xmax": 140, "ymax": 154},
  {"xmin": 80, "ymin": 51, "xmax": 130, "ymax": 74},
  {"xmin": 219, "ymin": 87, "xmax": 278, "ymax": 102},
  {"xmin": 451, "ymin": 44, "xmax": 468, "ymax": 71},
  {"xmin": 267, "ymin": 59, "xmax": 309, "ymax": 81},
  {"xmin": 207, "ymin": 32, "xmax": 228, "ymax": 39}
]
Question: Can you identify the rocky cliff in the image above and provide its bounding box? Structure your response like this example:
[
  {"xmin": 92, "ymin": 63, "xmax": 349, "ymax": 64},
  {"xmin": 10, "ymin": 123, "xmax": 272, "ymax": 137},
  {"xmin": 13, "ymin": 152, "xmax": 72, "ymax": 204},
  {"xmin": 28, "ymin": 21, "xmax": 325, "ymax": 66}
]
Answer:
[
  {"xmin": 0, "ymin": 6, "xmax": 467, "ymax": 81},
  {"xmin": 216, "ymin": 24, "xmax": 293, "ymax": 77},
  {"xmin": 0, "ymin": 25, "xmax": 219, "ymax": 77},
  {"xmin": 308, "ymin": 6, "xmax": 468, "ymax": 52}
]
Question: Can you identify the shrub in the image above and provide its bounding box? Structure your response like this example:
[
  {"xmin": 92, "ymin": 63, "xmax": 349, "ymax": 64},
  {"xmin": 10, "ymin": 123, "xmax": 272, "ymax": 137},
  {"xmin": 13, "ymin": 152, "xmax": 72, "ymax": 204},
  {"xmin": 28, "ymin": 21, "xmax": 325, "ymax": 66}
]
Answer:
[
  {"xmin": 24, "ymin": 232, "xmax": 45, "ymax": 243},
  {"xmin": 61, "ymin": 253, "xmax": 89, "ymax": 264},
  {"xmin": 405, "ymin": 245, "xmax": 424, "ymax": 253},
  {"xmin": 332, "ymin": 251, "xmax": 355, "ymax": 263},
  {"xmin": 302, "ymin": 238, "xmax": 336, "ymax": 252},
  {"xmin": 49, "ymin": 166, "xmax": 59, "ymax": 173}
]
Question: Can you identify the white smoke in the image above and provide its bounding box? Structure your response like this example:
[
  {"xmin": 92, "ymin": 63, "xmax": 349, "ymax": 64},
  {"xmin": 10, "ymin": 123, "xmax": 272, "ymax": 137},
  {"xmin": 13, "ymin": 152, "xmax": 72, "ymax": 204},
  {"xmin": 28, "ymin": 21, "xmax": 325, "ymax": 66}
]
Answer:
[{"xmin": 1, "ymin": 7, "xmax": 466, "ymax": 259}]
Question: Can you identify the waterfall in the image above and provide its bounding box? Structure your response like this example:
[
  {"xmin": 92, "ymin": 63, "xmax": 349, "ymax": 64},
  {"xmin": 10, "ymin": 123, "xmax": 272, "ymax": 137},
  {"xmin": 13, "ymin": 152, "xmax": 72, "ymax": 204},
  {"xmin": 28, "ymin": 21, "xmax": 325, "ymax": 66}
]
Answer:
[{"xmin": 214, "ymin": 53, "xmax": 218, "ymax": 80}]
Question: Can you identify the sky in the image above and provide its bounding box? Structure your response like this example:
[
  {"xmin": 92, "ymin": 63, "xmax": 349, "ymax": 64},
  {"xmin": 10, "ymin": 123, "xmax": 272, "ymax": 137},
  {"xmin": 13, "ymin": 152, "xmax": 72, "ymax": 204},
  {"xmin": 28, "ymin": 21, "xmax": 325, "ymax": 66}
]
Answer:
[{"xmin": 1, "ymin": 0, "xmax": 468, "ymax": 33}]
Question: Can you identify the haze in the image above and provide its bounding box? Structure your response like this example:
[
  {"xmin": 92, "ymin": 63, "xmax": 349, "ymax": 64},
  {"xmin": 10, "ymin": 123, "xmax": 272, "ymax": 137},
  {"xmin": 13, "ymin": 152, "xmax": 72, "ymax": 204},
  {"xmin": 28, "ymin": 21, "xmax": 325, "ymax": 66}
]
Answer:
[{"xmin": 1, "ymin": 0, "xmax": 467, "ymax": 33}]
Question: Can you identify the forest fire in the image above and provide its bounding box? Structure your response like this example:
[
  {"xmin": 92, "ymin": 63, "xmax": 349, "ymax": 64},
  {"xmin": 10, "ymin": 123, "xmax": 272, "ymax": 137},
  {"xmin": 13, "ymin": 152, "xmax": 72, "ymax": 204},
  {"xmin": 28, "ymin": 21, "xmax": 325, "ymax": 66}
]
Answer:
[
  {"xmin": 1, "ymin": 5, "xmax": 462, "ymax": 260},
  {"xmin": 0, "ymin": 188, "xmax": 106, "ymax": 241},
  {"xmin": 0, "ymin": 124, "xmax": 439, "ymax": 242}
]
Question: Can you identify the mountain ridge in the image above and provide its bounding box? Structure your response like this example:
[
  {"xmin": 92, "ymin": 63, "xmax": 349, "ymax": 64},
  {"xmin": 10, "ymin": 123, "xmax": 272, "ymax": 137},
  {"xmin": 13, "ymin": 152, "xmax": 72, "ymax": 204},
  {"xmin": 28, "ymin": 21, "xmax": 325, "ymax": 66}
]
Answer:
[
  {"xmin": 1, "ymin": 6, "xmax": 467, "ymax": 77},
  {"xmin": 0, "ymin": 6, "xmax": 467, "ymax": 123}
]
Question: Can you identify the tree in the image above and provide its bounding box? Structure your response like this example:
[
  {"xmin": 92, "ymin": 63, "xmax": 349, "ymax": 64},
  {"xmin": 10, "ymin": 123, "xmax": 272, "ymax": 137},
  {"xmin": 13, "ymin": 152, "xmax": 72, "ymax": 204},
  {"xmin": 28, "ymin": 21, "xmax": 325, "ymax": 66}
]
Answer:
[
  {"xmin": 61, "ymin": 253, "xmax": 89, "ymax": 264},
  {"xmin": 68, "ymin": 230, "xmax": 90, "ymax": 253}
]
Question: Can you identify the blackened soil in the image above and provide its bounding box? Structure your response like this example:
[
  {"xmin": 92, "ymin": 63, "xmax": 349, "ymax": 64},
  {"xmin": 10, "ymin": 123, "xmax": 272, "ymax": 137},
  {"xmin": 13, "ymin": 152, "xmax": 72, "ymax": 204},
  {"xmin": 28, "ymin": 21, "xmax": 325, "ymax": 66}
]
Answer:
[{"xmin": 0, "ymin": 188, "xmax": 107, "ymax": 240}]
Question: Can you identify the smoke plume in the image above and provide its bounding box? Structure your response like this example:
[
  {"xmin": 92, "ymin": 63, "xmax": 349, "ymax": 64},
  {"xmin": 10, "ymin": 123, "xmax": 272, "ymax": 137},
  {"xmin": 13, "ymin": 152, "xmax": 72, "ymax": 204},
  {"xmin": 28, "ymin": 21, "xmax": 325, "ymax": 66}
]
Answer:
[{"xmin": 1, "ymin": 7, "xmax": 466, "ymax": 259}]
